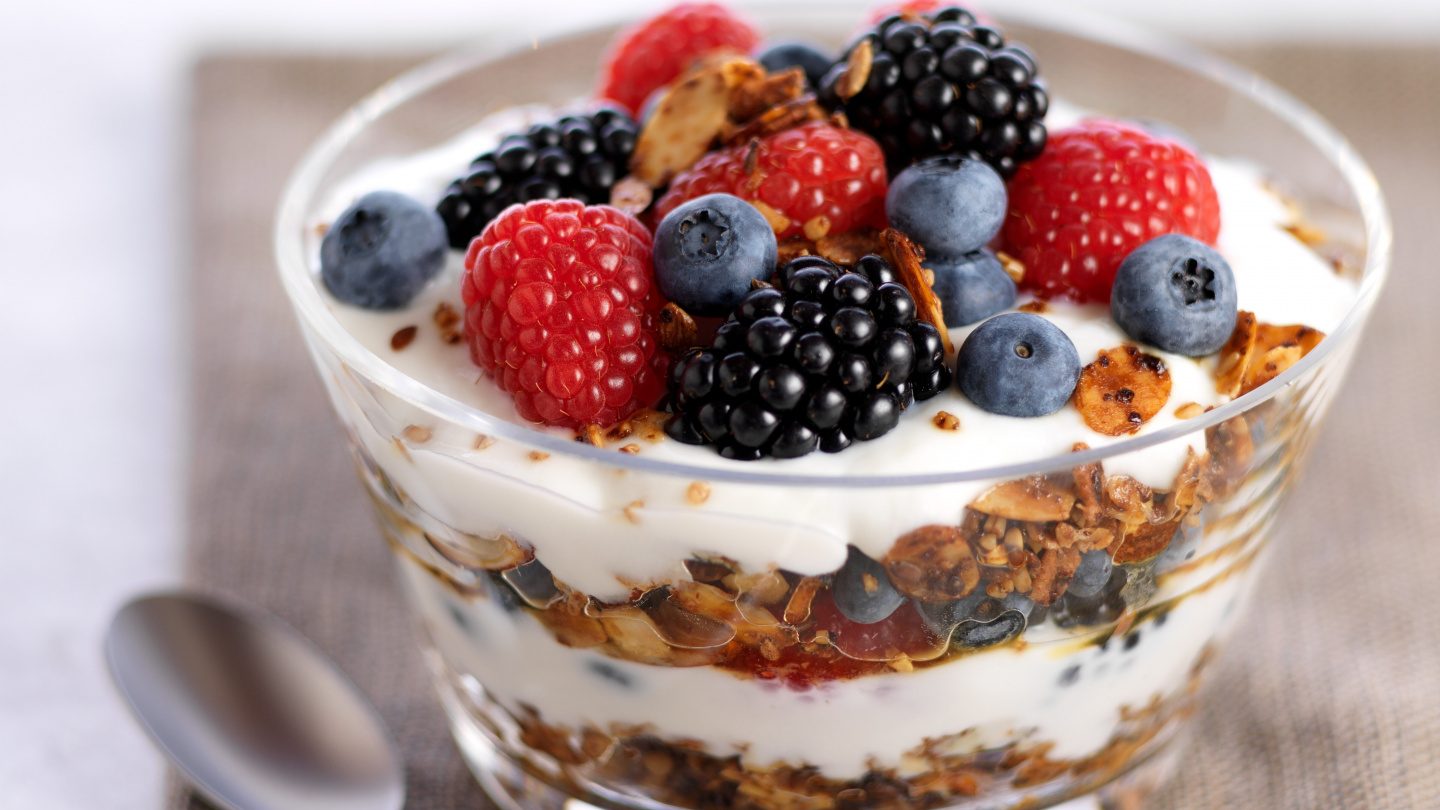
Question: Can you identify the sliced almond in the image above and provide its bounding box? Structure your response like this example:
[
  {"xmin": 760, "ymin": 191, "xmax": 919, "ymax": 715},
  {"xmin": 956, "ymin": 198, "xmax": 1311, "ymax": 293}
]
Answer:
[
  {"xmin": 882, "ymin": 228, "xmax": 953, "ymax": 355},
  {"xmin": 832, "ymin": 38, "xmax": 873, "ymax": 101},
  {"xmin": 726, "ymin": 65, "xmax": 805, "ymax": 123},
  {"xmin": 970, "ymin": 476, "xmax": 1076, "ymax": 523},
  {"xmin": 630, "ymin": 61, "xmax": 732, "ymax": 187},
  {"xmin": 608, "ymin": 175, "xmax": 653, "ymax": 217},
  {"xmin": 1238, "ymin": 323, "xmax": 1325, "ymax": 394},
  {"xmin": 1074, "ymin": 346, "xmax": 1173, "ymax": 436},
  {"xmin": 996, "ymin": 250, "xmax": 1026, "ymax": 284},
  {"xmin": 1214, "ymin": 310, "xmax": 1258, "ymax": 397}
]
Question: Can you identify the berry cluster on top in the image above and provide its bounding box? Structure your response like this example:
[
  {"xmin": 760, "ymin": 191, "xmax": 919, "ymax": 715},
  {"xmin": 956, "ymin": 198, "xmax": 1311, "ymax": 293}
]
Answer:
[{"xmin": 317, "ymin": 1, "xmax": 1267, "ymax": 461}]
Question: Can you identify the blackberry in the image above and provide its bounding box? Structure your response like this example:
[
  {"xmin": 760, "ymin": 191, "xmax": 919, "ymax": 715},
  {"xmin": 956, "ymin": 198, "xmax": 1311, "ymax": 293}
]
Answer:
[
  {"xmin": 665, "ymin": 255, "xmax": 950, "ymax": 459},
  {"xmin": 818, "ymin": 6, "xmax": 1048, "ymax": 176},
  {"xmin": 435, "ymin": 106, "xmax": 639, "ymax": 249}
]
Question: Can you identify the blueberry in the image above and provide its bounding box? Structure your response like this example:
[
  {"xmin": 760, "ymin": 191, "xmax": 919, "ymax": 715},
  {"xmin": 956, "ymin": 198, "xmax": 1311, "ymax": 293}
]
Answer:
[
  {"xmin": 886, "ymin": 155, "xmax": 1006, "ymax": 257},
  {"xmin": 928, "ymin": 249, "xmax": 1017, "ymax": 326},
  {"xmin": 320, "ymin": 190, "xmax": 447, "ymax": 310},
  {"xmin": 1156, "ymin": 520, "xmax": 1203, "ymax": 573},
  {"xmin": 1067, "ymin": 550, "xmax": 1114, "ymax": 599},
  {"xmin": 1111, "ymin": 234, "xmax": 1238, "ymax": 356},
  {"xmin": 831, "ymin": 546, "xmax": 905, "ymax": 624},
  {"xmin": 654, "ymin": 194, "xmax": 778, "ymax": 316},
  {"xmin": 755, "ymin": 41, "xmax": 833, "ymax": 87},
  {"xmin": 955, "ymin": 313, "xmax": 1080, "ymax": 417},
  {"xmin": 953, "ymin": 610, "xmax": 1025, "ymax": 649}
]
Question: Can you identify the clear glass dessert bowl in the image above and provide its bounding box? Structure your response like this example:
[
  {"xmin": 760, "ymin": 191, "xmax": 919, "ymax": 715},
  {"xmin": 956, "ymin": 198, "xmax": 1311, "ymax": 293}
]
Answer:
[{"xmin": 275, "ymin": 4, "xmax": 1390, "ymax": 808}]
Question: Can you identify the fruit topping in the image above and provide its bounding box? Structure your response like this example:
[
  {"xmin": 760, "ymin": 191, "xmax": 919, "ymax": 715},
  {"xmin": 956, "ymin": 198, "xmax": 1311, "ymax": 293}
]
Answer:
[
  {"xmin": 436, "ymin": 107, "xmax": 639, "ymax": 250},
  {"xmin": 819, "ymin": 6, "xmax": 1048, "ymax": 177},
  {"xmin": 955, "ymin": 312, "xmax": 1080, "ymax": 417},
  {"xmin": 654, "ymin": 194, "xmax": 778, "ymax": 315},
  {"xmin": 598, "ymin": 3, "xmax": 761, "ymax": 115},
  {"xmin": 1111, "ymin": 234, "xmax": 1238, "ymax": 356},
  {"xmin": 654, "ymin": 121, "xmax": 889, "ymax": 243},
  {"xmin": 885, "ymin": 155, "xmax": 1007, "ymax": 257},
  {"xmin": 1073, "ymin": 345, "xmax": 1172, "ymax": 436},
  {"xmin": 927, "ymin": 249, "xmax": 1016, "ymax": 326},
  {"xmin": 755, "ymin": 41, "xmax": 834, "ymax": 88},
  {"xmin": 321, "ymin": 190, "xmax": 447, "ymax": 310},
  {"xmin": 461, "ymin": 200, "xmax": 666, "ymax": 429},
  {"xmin": 664, "ymin": 254, "xmax": 949, "ymax": 459},
  {"xmin": 831, "ymin": 546, "xmax": 907, "ymax": 624},
  {"xmin": 1004, "ymin": 120, "xmax": 1222, "ymax": 303}
]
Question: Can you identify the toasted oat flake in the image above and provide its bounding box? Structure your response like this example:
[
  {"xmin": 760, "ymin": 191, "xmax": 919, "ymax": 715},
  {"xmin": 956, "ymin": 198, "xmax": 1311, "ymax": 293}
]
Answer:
[
  {"xmin": 932, "ymin": 410, "xmax": 961, "ymax": 431},
  {"xmin": 528, "ymin": 451, "xmax": 550, "ymax": 462},
  {"xmin": 390, "ymin": 325, "xmax": 418, "ymax": 351},
  {"xmin": 1174, "ymin": 402, "xmax": 1204, "ymax": 420},
  {"xmin": 402, "ymin": 425, "xmax": 433, "ymax": 443},
  {"xmin": 686, "ymin": 482, "xmax": 711, "ymax": 505},
  {"xmin": 1074, "ymin": 346, "xmax": 1172, "ymax": 436},
  {"xmin": 1215, "ymin": 311, "xmax": 1258, "ymax": 397},
  {"xmin": 833, "ymin": 38, "xmax": 873, "ymax": 101}
]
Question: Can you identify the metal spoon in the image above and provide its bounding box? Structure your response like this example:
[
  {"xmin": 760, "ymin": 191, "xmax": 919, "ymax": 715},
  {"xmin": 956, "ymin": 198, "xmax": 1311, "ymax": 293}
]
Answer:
[{"xmin": 105, "ymin": 592, "xmax": 405, "ymax": 810}]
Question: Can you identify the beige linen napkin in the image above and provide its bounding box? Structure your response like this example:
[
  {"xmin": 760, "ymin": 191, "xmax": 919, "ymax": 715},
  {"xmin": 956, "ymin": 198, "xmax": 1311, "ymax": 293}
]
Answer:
[{"xmin": 176, "ymin": 46, "xmax": 1439, "ymax": 809}]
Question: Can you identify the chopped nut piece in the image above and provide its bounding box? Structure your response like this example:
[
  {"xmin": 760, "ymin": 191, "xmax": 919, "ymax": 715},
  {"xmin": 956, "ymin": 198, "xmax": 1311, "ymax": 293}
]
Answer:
[
  {"xmin": 657, "ymin": 303, "xmax": 699, "ymax": 352},
  {"xmin": 581, "ymin": 425, "xmax": 605, "ymax": 447},
  {"xmin": 686, "ymin": 482, "xmax": 711, "ymax": 505},
  {"xmin": 803, "ymin": 215, "xmax": 832, "ymax": 241},
  {"xmin": 402, "ymin": 425, "xmax": 433, "ymax": 443},
  {"xmin": 1174, "ymin": 402, "xmax": 1204, "ymax": 419},
  {"xmin": 1074, "ymin": 346, "xmax": 1173, "ymax": 436},
  {"xmin": 473, "ymin": 434, "xmax": 495, "ymax": 450},
  {"xmin": 882, "ymin": 228, "xmax": 953, "ymax": 355},
  {"xmin": 932, "ymin": 410, "xmax": 961, "ymax": 431},
  {"xmin": 751, "ymin": 199, "xmax": 791, "ymax": 235},
  {"xmin": 609, "ymin": 176, "xmax": 653, "ymax": 216},
  {"xmin": 390, "ymin": 325, "xmax": 418, "ymax": 351}
]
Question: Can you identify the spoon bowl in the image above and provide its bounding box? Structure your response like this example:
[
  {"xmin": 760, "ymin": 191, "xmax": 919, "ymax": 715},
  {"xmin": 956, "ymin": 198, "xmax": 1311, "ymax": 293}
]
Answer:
[{"xmin": 106, "ymin": 592, "xmax": 405, "ymax": 810}]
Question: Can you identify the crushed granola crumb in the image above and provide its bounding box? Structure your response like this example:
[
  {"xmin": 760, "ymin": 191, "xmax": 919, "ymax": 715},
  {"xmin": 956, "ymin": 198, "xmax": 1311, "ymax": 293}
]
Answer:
[
  {"xmin": 528, "ymin": 451, "xmax": 550, "ymax": 462},
  {"xmin": 390, "ymin": 325, "xmax": 418, "ymax": 351},
  {"xmin": 1018, "ymin": 300, "xmax": 1048, "ymax": 314},
  {"xmin": 803, "ymin": 215, "xmax": 831, "ymax": 241},
  {"xmin": 581, "ymin": 425, "xmax": 606, "ymax": 447},
  {"xmin": 997, "ymin": 250, "xmax": 1026, "ymax": 284},
  {"xmin": 314, "ymin": 222, "xmax": 329, "ymax": 237},
  {"xmin": 620, "ymin": 444, "xmax": 642, "ymax": 455},
  {"xmin": 623, "ymin": 500, "xmax": 645, "ymax": 524},
  {"xmin": 1284, "ymin": 221, "xmax": 1327, "ymax": 247},
  {"xmin": 433, "ymin": 302, "xmax": 463, "ymax": 344},
  {"xmin": 932, "ymin": 410, "xmax": 961, "ymax": 431},
  {"xmin": 686, "ymin": 482, "xmax": 711, "ymax": 505}
]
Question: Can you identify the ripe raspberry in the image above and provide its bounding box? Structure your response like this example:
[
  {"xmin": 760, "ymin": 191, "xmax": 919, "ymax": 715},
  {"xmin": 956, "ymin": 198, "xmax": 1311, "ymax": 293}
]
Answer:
[
  {"xmin": 1003, "ymin": 120, "xmax": 1221, "ymax": 303},
  {"xmin": 461, "ymin": 200, "xmax": 667, "ymax": 429},
  {"xmin": 598, "ymin": 3, "xmax": 761, "ymax": 115},
  {"xmin": 653, "ymin": 122, "xmax": 889, "ymax": 242}
]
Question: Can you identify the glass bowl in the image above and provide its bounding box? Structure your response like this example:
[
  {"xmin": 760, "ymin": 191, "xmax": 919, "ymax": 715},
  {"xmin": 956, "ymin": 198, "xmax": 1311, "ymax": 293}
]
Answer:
[{"xmin": 275, "ymin": 4, "xmax": 1390, "ymax": 808}]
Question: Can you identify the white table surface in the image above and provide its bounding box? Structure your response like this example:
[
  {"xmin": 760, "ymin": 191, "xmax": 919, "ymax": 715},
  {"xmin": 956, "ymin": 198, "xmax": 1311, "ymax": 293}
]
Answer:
[{"xmin": 1, "ymin": 1, "xmax": 1434, "ymax": 807}]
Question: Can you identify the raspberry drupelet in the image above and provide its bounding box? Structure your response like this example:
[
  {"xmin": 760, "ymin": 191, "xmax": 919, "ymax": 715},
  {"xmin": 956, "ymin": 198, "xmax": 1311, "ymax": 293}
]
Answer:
[
  {"xmin": 1003, "ymin": 120, "xmax": 1222, "ymax": 303},
  {"xmin": 653, "ymin": 121, "xmax": 889, "ymax": 242},
  {"xmin": 461, "ymin": 200, "xmax": 668, "ymax": 429}
]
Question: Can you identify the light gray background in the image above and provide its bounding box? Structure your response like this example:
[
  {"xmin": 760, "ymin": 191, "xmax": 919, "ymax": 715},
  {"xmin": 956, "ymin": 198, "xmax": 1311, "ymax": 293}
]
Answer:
[{"xmin": 2, "ymin": 1, "xmax": 1435, "ymax": 808}]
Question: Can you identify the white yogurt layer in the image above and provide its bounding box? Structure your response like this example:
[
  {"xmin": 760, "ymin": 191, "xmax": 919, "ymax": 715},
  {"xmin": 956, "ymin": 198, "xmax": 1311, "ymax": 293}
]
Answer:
[
  {"xmin": 403, "ymin": 528, "xmax": 1262, "ymax": 780},
  {"xmin": 311, "ymin": 102, "xmax": 1356, "ymax": 602}
]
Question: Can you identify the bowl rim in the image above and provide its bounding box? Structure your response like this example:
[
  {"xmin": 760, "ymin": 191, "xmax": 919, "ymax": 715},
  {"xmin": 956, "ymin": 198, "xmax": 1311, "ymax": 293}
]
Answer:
[{"xmin": 274, "ymin": 2, "xmax": 1392, "ymax": 488}]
